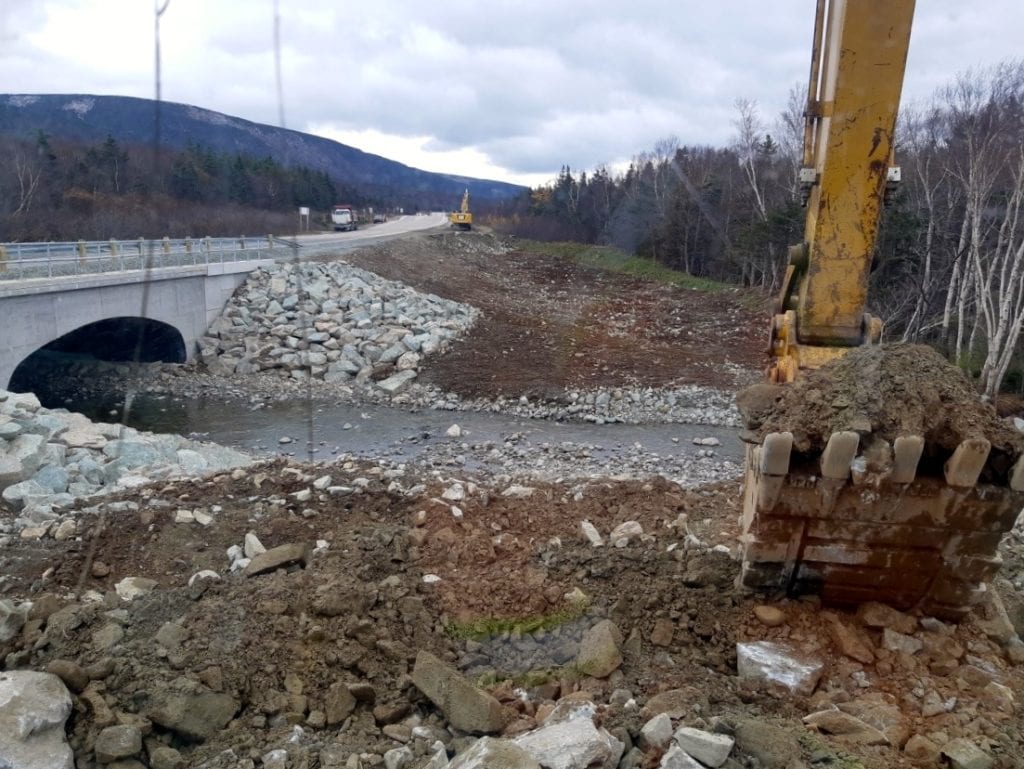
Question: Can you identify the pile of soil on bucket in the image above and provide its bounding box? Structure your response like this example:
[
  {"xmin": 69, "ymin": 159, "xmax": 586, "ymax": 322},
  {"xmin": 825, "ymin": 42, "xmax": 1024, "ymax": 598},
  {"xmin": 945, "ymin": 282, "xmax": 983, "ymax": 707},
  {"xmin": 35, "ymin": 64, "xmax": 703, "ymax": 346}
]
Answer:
[{"xmin": 749, "ymin": 344, "xmax": 1024, "ymax": 462}]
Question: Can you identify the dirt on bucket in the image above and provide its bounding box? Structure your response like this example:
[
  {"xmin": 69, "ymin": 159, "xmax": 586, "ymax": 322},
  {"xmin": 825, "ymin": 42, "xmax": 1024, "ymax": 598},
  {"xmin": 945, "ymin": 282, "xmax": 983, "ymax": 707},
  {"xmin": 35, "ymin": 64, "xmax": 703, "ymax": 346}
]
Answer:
[{"xmin": 745, "ymin": 344, "xmax": 1024, "ymax": 469}]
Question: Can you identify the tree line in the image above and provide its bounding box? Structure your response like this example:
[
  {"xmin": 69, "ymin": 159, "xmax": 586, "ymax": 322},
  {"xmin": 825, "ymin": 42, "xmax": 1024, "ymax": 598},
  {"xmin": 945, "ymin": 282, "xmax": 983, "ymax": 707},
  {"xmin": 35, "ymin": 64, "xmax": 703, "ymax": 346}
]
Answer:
[
  {"xmin": 0, "ymin": 133, "xmax": 352, "ymax": 241},
  {"xmin": 494, "ymin": 60, "xmax": 1024, "ymax": 396}
]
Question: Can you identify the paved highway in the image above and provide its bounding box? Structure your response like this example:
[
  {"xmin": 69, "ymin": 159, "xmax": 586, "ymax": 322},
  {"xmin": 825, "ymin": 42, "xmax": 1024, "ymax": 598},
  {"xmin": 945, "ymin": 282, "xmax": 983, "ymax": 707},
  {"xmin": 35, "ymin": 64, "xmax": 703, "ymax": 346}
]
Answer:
[{"xmin": 293, "ymin": 213, "xmax": 449, "ymax": 257}]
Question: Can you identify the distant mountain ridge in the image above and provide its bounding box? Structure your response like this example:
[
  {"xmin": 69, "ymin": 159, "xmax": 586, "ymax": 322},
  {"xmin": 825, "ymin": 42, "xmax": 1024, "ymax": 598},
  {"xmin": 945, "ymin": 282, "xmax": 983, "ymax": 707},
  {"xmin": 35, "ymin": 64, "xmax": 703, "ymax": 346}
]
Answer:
[{"xmin": 0, "ymin": 94, "xmax": 524, "ymax": 204}]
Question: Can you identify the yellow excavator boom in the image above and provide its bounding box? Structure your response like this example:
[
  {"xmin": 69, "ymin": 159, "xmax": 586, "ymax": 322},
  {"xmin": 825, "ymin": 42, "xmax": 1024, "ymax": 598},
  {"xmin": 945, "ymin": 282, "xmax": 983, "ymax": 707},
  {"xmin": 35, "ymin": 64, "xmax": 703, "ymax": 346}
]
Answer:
[
  {"xmin": 449, "ymin": 189, "xmax": 473, "ymax": 230},
  {"xmin": 740, "ymin": 0, "xmax": 1024, "ymax": 618}
]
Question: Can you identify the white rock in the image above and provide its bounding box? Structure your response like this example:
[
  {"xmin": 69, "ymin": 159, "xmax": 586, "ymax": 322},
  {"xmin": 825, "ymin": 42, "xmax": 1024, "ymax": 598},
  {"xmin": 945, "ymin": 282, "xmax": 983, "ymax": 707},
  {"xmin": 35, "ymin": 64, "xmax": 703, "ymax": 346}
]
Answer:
[
  {"xmin": 313, "ymin": 475, "xmax": 332, "ymax": 490},
  {"xmin": 450, "ymin": 506, "xmax": 463, "ymax": 519},
  {"xmin": 736, "ymin": 641, "xmax": 824, "ymax": 696},
  {"xmin": 52, "ymin": 520, "xmax": 77, "ymax": 541},
  {"xmin": 445, "ymin": 424, "xmax": 463, "ymax": 438},
  {"xmin": 188, "ymin": 570, "xmax": 221, "ymax": 587},
  {"xmin": 384, "ymin": 746, "xmax": 413, "ymax": 769},
  {"xmin": 580, "ymin": 520, "xmax": 604, "ymax": 547},
  {"xmin": 449, "ymin": 737, "xmax": 539, "ymax": 768},
  {"xmin": 115, "ymin": 577, "xmax": 157, "ymax": 602},
  {"xmin": 442, "ymin": 484, "xmax": 465, "ymax": 502},
  {"xmin": 609, "ymin": 521, "xmax": 643, "ymax": 547},
  {"xmin": 193, "ymin": 511, "xmax": 214, "ymax": 526},
  {"xmin": 0, "ymin": 671, "xmax": 74, "ymax": 769},
  {"xmin": 244, "ymin": 532, "xmax": 267, "ymax": 558},
  {"xmin": 639, "ymin": 713, "xmax": 674, "ymax": 751},
  {"xmin": 659, "ymin": 744, "xmax": 704, "ymax": 769},
  {"xmin": 174, "ymin": 509, "xmax": 195, "ymax": 524},
  {"xmin": 502, "ymin": 485, "xmax": 535, "ymax": 498},
  {"xmin": 513, "ymin": 705, "xmax": 624, "ymax": 769},
  {"xmin": 673, "ymin": 727, "xmax": 734, "ymax": 767},
  {"xmin": 422, "ymin": 574, "xmax": 442, "ymax": 584}
]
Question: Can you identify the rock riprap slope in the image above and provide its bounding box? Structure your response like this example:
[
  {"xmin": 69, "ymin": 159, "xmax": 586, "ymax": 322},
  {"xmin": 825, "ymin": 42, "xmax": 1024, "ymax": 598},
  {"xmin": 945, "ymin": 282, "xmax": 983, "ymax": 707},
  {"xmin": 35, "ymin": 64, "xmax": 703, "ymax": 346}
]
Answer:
[{"xmin": 198, "ymin": 261, "xmax": 479, "ymax": 393}]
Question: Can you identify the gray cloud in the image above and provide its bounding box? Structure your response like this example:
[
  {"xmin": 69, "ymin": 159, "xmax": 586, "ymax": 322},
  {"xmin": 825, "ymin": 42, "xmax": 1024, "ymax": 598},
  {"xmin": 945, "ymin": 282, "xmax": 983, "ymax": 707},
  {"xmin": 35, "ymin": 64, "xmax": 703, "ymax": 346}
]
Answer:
[{"xmin": 1, "ymin": 1, "xmax": 1021, "ymax": 183}]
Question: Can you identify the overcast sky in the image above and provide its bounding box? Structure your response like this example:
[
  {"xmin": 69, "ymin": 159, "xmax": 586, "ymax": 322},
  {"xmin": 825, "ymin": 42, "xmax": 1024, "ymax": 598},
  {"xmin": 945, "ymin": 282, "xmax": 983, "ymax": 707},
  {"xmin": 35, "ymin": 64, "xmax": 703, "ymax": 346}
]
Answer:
[{"xmin": 2, "ymin": 1, "xmax": 1021, "ymax": 187}]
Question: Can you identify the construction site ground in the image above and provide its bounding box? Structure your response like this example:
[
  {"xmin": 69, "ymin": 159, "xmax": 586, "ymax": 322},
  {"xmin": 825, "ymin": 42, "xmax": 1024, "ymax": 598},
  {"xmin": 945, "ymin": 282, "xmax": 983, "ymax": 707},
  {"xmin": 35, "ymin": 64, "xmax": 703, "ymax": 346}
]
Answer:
[{"xmin": 2, "ymin": 231, "xmax": 1023, "ymax": 769}]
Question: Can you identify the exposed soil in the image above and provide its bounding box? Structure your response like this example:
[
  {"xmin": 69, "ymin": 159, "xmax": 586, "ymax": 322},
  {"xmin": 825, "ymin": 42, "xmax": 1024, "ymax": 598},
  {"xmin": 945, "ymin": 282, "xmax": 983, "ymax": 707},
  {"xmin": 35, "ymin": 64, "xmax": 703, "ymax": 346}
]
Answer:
[
  {"xmin": 3, "ymin": 234, "xmax": 1024, "ymax": 769},
  {"xmin": 752, "ymin": 344, "xmax": 1024, "ymax": 464},
  {"xmin": 341, "ymin": 232, "xmax": 765, "ymax": 398}
]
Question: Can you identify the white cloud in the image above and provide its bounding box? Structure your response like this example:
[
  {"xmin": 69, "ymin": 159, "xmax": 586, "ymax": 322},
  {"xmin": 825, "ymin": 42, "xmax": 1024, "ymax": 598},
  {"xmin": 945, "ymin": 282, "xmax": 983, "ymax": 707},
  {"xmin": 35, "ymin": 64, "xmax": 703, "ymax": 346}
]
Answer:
[{"xmin": 1, "ymin": 1, "xmax": 1022, "ymax": 185}]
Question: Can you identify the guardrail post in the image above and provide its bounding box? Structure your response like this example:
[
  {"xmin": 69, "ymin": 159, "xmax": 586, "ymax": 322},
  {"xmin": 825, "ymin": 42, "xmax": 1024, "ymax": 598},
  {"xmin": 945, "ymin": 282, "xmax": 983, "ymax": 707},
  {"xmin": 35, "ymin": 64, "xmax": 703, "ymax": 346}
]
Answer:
[
  {"xmin": 77, "ymin": 240, "xmax": 86, "ymax": 273},
  {"xmin": 162, "ymin": 236, "xmax": 171, "ymax": 254},
  {"xmin": 109, "ymin": 238, "xmax": 119, "ymax": 256},
  {"xmin": 0, "ymin": 244, "xmax": 7, "ymax": 274}
]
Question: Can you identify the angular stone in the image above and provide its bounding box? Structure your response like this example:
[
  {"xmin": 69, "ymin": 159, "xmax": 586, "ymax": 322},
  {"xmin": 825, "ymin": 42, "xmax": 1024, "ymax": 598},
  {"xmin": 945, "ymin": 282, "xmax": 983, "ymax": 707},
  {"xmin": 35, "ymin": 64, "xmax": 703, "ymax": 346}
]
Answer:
[
  {"xmin": 448, "ymin": 737, "xmax": 540, "ymax": 769},
  {"xmin": 148, "ymin": 746, "xmax": 184, "ymax": 769},
  {"xmin": 0, "ymin": 599, "xmax": 30, "ymax": 643},
  {"xmin": 94, "ymin": 724, "xmax": 142, "ymax": 763},
  {"xmin": 575, "ymin": 620, "xmax": 623, "ymax": 678},
  {"xmin": 882, "ymin": 628, "xmax": 923, "ymax": 656},
  {"xmin": 857, "ymin": 602, "xmax": 917, "ymax": 635},
  {"xmin": 650, "ymin": 618, "xmax": 674, "ymax": 647},
  {"xmin": 412, "ymin": 651, "xmax": 507, "ymax": 734},
  {"xmin": 673, "ymin": 726, "xmax": 734, "ymax": 767},
  {"xmin": 736, "ymin": 642, "xmax": 824, "ymax": 696},
  {"xmin": 639, "ymin": 713, "xmax": 674, "ymax": 751},
  {"xmin": 824, "ymin": 612, "xmax": 875, "ymax": 664},
  {"xmin": 903, "ymin": 734, "xmax": 940, "ymax": 763},
  {"xmin": 45, "ymin": 660, "xmax": 88, "ymax": 694},
  {"xmin": 0, "ymin": 671, "xmax": 73, "ymax": 769},
  {"xmin": 377, "ymin": 370, "xmax": 418, "ymax": 394},
  {"xmin": 580, "ymin": 520, "xmax": 604, "ymax": 547},
  {"xmin": 245, "ymin": 543, "xmax": 309, "ymax": 577},
  {"xmin": 325, "ymin": 682, "xmax": 356, "ymax": 725},
  {"xmin": 941, "ymin": 738, "xmax": 994, "ymax": 769},
  {"xmin": 802, "ymin": 710, "xmax": 888, "ymax": 745},
  {"xmin": 658, "ymin": 745, "xmax": 704, "ymax": 769},
  {"xmin": 115, "ymin": 577, "xmax": 157, "ymax": 602},
  {"xmin": 513, "ymin": 705, "xmax": 623, "ymax": 769},
  {"xmin": 147, "ymin": 691, "xmax": 238, "ymax": 742}
]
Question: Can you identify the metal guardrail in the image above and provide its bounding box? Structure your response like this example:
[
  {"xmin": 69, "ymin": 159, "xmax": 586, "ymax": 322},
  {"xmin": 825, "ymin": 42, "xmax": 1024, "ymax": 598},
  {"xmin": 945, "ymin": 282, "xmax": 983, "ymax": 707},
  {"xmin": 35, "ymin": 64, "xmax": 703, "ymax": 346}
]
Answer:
[{"xmin": 0, "ymin": 236, "xmax": 292, "ymax": 281}]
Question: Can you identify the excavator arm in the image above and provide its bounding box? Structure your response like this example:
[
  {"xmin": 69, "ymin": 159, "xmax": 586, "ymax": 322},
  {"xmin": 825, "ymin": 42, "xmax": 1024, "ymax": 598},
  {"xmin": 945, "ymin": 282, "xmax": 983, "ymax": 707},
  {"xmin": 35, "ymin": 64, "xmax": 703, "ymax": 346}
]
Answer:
[
  {"xmin": 769, "ymin": 0, "xmax": 914, "ymax": 383},
  {"xmin": 740, "ymin": 0, "xmax": 1024, "ymax": 619}
]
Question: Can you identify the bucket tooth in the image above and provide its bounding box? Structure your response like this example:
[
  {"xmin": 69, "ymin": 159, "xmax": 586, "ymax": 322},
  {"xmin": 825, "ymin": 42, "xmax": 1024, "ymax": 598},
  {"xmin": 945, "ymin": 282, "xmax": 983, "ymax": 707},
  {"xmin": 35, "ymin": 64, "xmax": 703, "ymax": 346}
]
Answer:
[
  {"xmin": 759, "ymin": 432, "xmax": 793, "ymax": 475},
  {"xmin": 891, "ymin": 435, "xmax": 924, "ymax": 484},
  {"xmin": 944, "ymin": 438, "xmax": 990, "ymax": 488},
  {"xmin": 820, "ymin": 431, "xmax": 859, "ymax": 479},
  {"xmin": 1010, "ymin": 454, "xmax": 1024, "ymax": 492}
]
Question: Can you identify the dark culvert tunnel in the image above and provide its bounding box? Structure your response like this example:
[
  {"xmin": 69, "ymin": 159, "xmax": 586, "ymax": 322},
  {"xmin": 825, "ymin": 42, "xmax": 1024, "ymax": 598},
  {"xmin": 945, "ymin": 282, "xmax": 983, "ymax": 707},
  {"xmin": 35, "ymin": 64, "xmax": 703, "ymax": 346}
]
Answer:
[{"xmin": 9, "ymin": 317, "xmax": 187, "ymax": 411}]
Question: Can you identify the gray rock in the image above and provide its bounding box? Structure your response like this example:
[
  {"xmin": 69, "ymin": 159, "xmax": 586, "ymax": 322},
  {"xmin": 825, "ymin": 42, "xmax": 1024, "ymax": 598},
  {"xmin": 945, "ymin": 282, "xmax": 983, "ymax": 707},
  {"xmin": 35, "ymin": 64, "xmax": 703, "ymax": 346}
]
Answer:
[
  {"xmin": 0, "ymin": 671, "xmax": 74, "ymax": 769},
  {"xmin": 147, "ymin": 691, "xmax": 239, "ymax": 741},
  {"xmin": 736, "ymin": 641, "xmax": 824, "ymax": 696},
  {"xmin": 94, "ymin": 724, "xmax": 142, "ymax": 763},
  {"xmin": 325, "ymin": 682, "xmax": 356, "ymax": 725},
  {"xmin": 412, "ymin": 651, "xmax": 507, "ymax": 734},
  {"xmin": 639, "ymin": 713, "xmax": 674, "ymax": 751},
  {"xmin": 378, "ymin": 370, "xmax": 418, "ymax": 394},
  {"xmin": 0, "ymin": 454, "xmax": 25, "ymax": 486},
  {"xmin": 148, "ymin": 746, "xmax": 184, "ymax": 769},
  {"xmin": 32, "ymin": 465, "xmax": 70, "ymax": 494},
  {"xmin": 0, "ymin": 599, "xmax": 30, "ymax": 642},
  {"xmin": 941, "ymin": 738, "xmax": 994, "ymax": 769},
  {"xmin": 245, "ymin": 542, "xmax": 310, "ymax": 576},
  {"xmin": 659, "ymin": 745, "xmax": 704, "ymax": 769},
  {"xmin": 10, "ymin": 433, "xmax": 46, "ymax": 477},
  {"xmin": 575, "ymin": 620, "xmax": 622, "ymax": 678},
  {"xmin": 2, "ymin": 479, "xmax": 49, "ymax": 510},
  {"xmin": 513, "ymin": 704, "xmax": 624, "ymax": 769},
  {"xmin": 672, "ymin": 727, "xmax": 734, "ymax": 767},
  {"xmin": 449, "ymin": 737, "xmax": 540, "ymax": 769},
  {"xmin": 802, "ymin": 710, "xmax": 888, "ymax": 745}
]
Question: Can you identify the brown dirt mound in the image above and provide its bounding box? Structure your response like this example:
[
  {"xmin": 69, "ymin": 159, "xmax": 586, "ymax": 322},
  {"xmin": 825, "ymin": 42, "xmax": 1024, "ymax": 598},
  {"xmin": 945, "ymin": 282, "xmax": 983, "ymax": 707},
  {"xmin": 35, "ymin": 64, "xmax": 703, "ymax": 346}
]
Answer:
[{"xmin": 751, "ymin": 344, "xmax": 1024, "ymax": 463}]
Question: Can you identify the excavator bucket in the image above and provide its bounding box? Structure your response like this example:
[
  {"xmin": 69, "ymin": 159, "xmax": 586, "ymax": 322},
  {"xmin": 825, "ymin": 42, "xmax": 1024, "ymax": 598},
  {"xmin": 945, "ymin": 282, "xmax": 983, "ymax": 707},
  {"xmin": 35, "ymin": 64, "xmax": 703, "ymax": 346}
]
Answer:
[{"xmin": 739, "ymin": 346, "xmax": 1024, "ymax": 620}]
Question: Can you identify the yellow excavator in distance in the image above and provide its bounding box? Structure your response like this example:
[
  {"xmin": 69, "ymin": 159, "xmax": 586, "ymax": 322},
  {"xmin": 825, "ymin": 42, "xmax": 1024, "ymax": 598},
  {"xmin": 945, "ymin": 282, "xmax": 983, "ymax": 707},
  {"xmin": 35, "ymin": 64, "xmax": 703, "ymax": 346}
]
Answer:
[
  {"xmin": 449, "ymin": 189, "xmax": 472, "ymax": 231},
  {"xmin": 739, "ymin": 0, "xmax": 1024, "ymax": 619}
]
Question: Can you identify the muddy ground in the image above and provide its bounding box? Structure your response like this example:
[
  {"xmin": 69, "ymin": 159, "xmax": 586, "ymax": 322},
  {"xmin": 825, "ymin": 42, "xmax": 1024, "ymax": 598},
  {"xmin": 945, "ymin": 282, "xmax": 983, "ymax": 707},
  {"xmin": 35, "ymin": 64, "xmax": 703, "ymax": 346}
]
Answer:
[{"xmin": 2, "ymin": 231, "xmax": 1023, "ymax": 769}]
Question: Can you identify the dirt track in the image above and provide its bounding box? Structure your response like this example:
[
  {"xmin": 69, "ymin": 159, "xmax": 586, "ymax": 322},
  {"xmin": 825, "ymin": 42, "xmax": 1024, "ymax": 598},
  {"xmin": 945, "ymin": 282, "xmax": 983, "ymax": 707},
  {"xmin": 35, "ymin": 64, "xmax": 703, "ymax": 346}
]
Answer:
[{"xmin": 2, "ymin": 231, "xmax": 1023, "ymax": 769}]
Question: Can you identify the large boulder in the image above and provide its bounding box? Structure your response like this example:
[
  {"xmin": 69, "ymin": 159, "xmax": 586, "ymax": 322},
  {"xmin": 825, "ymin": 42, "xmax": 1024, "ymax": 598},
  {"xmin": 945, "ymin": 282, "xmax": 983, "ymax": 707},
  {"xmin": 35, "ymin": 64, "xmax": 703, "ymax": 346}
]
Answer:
[
  {"xmin": 412, "ymin": 651, "xmax": 507, "ymax": 734},
  {"xmin": 0, "ymin": 671, "xmax": 74, "ymax": 769}
]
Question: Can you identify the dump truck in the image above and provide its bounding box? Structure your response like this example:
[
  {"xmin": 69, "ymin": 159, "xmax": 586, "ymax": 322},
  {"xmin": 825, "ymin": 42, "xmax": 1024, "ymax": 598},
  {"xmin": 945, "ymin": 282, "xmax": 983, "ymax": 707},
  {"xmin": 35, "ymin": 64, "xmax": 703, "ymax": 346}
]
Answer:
[
  {"xmin": 330, "ymin": 205, "xmax": 358, "ymax": 232},
  {"xmin": 738, "ymin": 0, "xmax": 1024, "ymax": 619}
]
